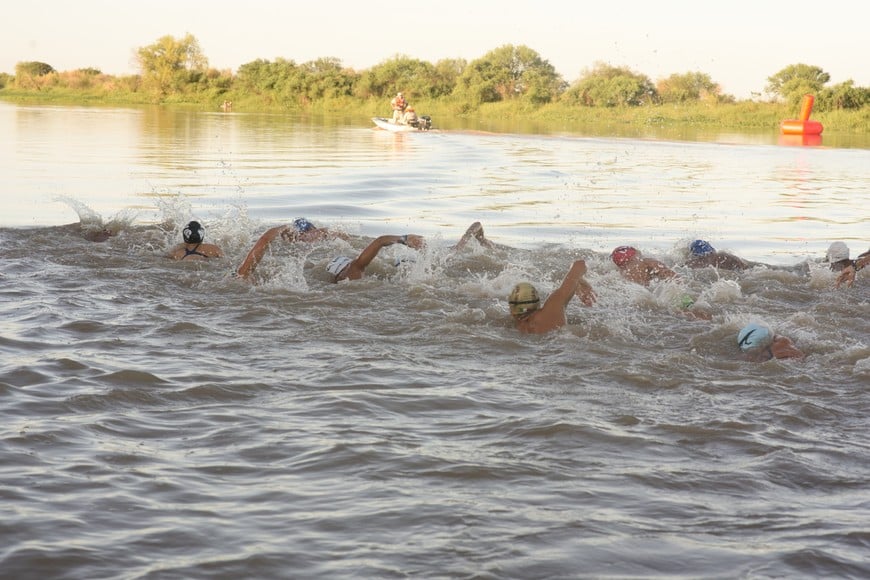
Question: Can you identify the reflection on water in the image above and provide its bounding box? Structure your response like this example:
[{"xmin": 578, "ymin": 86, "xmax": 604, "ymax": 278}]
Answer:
[{"xmin": 1, "ymin": 101, "xmax": 868, "ymax": 266}]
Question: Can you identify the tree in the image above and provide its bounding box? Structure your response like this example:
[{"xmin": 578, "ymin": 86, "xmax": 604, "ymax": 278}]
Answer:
[
  {"xmin": 299, "ymin": 57, "xmax": 358, "ymax": 101},
  {"xmin": 14, "ymin": 61, "xmax": 55, "ymax": 89},
  {"xmin": 430, "ymin": 58, "xmax": 466, "ymax": 99},
  {"xmin": 765, "ymin": 64, "xmax": 829, "ymax": 106},
  {"xmin": 16, "ymin": 61, "xmax": 55, "ymax": 77},
  {"xmin": 816, "ymin": 80, "xmax": 869, "ymax": 111},
  {"xmin": 453, "ymin": 45, "xmax": 565, "ymax": 105},
  {"xmin": 136, "ymin": 34, "xmax": 208, "ymax": 97},
  {"xmin": 355, "ymin": 55, "xmax": 441, "ymax": 101},
  {"xmin": 237, "ymin": 58, "xmax": 298, "ymax": 95},
  {"xmin": 657, "ymin": 71, "xmax": 721, "ymax": 104},
  {"xmin": 563, "ymin": 63, "xmax": 656, "ymax": 107}
]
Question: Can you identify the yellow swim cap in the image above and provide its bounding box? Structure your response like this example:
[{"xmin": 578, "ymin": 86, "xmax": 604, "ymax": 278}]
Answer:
[{"xmin": 509, "ymin": 282, "xmax": 540, "ymax": 317}]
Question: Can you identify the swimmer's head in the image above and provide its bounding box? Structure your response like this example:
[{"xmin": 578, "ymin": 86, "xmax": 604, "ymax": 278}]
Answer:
[
  {"xmin": 327, "ymin": 256, "xmax": 353, "ymax": 278},
  {"xmin": 611, "ymin": 246, "xmax": 637, "ymax": 267},
  {"xmin": 737, "ymin": 322, "xmax": 773, "ymax": 353},
  {"xmin": 690, "ymin": 239, "xmax": 715, "ymax": 256},
  {"xmin": 826, "ymin": 241, "xmax": 849, "ymax": 263},
  {"xmin": 183, "ymin": 221, "xmax": 204, "ymax": 244},
  {"xmin": 508, "ymin": 282, "xmax": 540, "ymax": 317},
  {"xmin": 293, "ymin": 218, "xmax": 315, "ymax": 233}
]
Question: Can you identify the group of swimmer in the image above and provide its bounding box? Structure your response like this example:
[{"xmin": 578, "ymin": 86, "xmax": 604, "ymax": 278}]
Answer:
[{"xmin": 168, "ymin": 218, "xmax": 868, "ymax": 363}]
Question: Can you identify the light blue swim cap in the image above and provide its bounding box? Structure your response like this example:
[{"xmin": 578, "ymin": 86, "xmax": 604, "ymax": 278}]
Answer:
[
  {"xmin": 327, "ymin": 256, "xmax": 352, "ymax": 276},
  {"xmin": 737, "ymin": 323, "xmax": 772, "ymax": 352},
  {"xmin": 690, "ymin": 239, "xmax": 715, "ymax": 256}
]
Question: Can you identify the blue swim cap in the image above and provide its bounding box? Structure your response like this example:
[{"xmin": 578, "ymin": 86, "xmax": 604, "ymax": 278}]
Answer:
[
  {"xmin": 737, "ymin": 323, "xmax": 772, "ymax": 353},
  {"xmin": 293, "ymin": 218, "xmax": 315, "ymax": 232},
  {"xmin": 690, "ymin": 239, "xmax": 715, "ymax": 256}
]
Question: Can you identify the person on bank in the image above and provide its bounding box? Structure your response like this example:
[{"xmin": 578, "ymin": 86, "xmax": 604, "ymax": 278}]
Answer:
[
  {"xmin": 835, "ymin": 247, "xmax": 869, "ymax": 289},
  {"xmin": 685, "ymin": 239, "xmax": 750, "ymax": 271},
  {"xmin": 508, "ymin": 260, "xmax": 596, "ymax": 334},
  {"xmin": 390, "ymin": 92, "xmax": 407, "ymax": 123},
  {"xmin": 611, "ymin": 246, "xmax": 677, "ymax": 286},
  {"xmin": 327, "ymin": 233, "xmax": 425, "ymax": 282},
  {"xmin": 168, "ymin": 220, "xmax": 224, "ymax": 261},
  {"xmin": 737, "ymin": 322, "xmax": 804, "ymax": 362},
  {"xmin": 236, "ymin": 218, "xmax": 348, "ymax": 280}
]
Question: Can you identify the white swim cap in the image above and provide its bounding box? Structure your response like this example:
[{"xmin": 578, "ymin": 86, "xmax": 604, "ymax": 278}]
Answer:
[
  {"xmin": 327, "ymin": 256, "xmax": 353, "ymax": 277},
  {"xmin": 826, "ymin": 241, "xmax": 849, "ymax": 262}
]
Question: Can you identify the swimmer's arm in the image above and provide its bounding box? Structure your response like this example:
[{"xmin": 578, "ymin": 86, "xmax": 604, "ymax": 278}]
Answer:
[
  {"xmin": 838, "ymin": 252, "xmax": 870, "ymax": 288},
  {"xmin": 545, "ymin": 260, "xmax": 592, "ymax": 311},
  {"xmin": 353, "ymin": 234, "xmax": 424, "ymax": 271},
  {"xmin": 453, "ymin": 222, "xmax": 493, "ymax": 251},
  {"xmin": 236, "ymin": 225, "xmax": 289, "ymax": 280},
  {"xmin": 835, "ymin": 266, "xmax": 856, "ymax": 289}
]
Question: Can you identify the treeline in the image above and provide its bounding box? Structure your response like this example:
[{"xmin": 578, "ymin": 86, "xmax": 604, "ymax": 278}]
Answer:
[{"xmin": 2, "ymin": 34, "xmax": 869, "ymax": 113}]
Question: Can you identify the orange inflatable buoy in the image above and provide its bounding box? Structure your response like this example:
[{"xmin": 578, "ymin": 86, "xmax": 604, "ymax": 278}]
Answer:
[{"xmin": 780, "ymin": 94, "xmax": 823, "ymax": 136}]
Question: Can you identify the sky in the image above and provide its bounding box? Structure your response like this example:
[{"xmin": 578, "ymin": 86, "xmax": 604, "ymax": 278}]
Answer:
[{"xmin": 3, "ymin": 0, "xmax": 867, "ymax": 100}]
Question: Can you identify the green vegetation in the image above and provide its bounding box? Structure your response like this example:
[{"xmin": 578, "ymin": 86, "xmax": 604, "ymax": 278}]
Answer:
[{"xmin": 2, "ymin": 35, "xmax": 869, "ymax": 132}]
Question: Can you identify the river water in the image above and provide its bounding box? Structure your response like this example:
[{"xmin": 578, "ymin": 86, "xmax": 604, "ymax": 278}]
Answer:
[{"xmin": 1, "ymin": 102, "xmax": 869, "ymax": 579}]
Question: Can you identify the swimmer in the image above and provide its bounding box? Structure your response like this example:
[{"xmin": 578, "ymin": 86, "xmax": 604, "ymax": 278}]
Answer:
[
  {"xmin": 453, "ymin": 221, "xmax": 495, "ymax": 251},
  {"xmin": 685, "ymin": 239, "xmax": 750, "ymax": 271},
  {"xmin": 825, "ymin": 241, "xmax": 852, "ymax": 272},
  {"xmin": 82, "ymin": 227, "xmax": 114, "ymax": 242},
  {"xmin": 611, "ymin": 246, "xmax": 677, "ymax": 286},
  {"xmin": 328, "ymin": 234, "xmax": 425, "ymax": 282},
  {"xmin": 613, "ymin": 245, "xmax": 711, "ymax": 320},
  {"xmin": 236, "ymin": 218, "xmax": 348, "ymax": 280},
  {"xmin": 167, "ymin": 221, "xmax": 224, "ymax": 261},
  {"xmin": 508, "ymin": 260, "xmax": 595, "ymax": 334},
  {"xmin": 835, "ymin": 248, "xmax": 869, "ymax": 289},
  {"xmin": 281, "ymin": 218, "xmax": 349, "ymax": 243},
  {"xmin": 737, "ymin": 322, "xmax": 804, "ymax": 362}
]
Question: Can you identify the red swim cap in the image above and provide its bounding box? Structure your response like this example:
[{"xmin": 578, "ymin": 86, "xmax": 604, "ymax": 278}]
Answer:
[{"xmin": 611, "ymin": 246, "xmax": 637, "ymax": 266}]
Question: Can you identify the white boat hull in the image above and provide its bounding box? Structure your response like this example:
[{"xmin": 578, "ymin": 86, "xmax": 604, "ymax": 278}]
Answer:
[{"xmin": 372, "ymin": 117, "xmax": 431, "ymax": 132}]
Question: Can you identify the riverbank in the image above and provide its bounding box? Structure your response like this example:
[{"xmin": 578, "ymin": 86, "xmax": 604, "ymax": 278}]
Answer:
[{"xmin": 3, "ymin": 89, "xmax": 869, "ymax": 133}]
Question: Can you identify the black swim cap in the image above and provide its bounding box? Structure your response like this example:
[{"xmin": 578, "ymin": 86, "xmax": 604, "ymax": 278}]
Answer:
[{"xmin": 183, "ymin": 221, "xmax": 204, "ymax": 244}]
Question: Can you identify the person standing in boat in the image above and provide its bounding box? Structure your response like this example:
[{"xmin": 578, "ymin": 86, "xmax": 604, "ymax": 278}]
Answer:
[{"xmin": 390, "ymin": 92, "xmax": 407, "ymax": 123}]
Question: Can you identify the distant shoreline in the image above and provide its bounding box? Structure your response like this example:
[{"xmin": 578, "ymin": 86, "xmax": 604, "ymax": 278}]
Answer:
[{"xmin": 2, "ymin": 91, "xmax": 868, "ymax": 134}]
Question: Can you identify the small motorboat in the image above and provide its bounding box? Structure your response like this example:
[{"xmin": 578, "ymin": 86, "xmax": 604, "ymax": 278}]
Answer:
[{"xmin": 372, "ymin": 116, "xmax": 432, "ymax": 132}]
